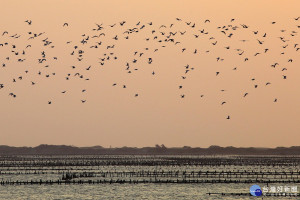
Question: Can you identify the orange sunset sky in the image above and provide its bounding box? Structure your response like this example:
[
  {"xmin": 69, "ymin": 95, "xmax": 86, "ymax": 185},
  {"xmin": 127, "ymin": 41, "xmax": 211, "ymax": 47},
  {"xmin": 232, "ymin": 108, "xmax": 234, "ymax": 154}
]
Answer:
[{"xmin": 0, "ymin": 0, "xmax": 300, "ymax": 147}]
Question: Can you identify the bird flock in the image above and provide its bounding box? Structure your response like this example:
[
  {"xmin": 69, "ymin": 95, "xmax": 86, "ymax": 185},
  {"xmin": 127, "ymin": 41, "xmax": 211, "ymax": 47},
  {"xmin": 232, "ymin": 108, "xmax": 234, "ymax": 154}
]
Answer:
[{"xmin": 1, "ymin": 17, "xmax": 300, "ymax": 119}]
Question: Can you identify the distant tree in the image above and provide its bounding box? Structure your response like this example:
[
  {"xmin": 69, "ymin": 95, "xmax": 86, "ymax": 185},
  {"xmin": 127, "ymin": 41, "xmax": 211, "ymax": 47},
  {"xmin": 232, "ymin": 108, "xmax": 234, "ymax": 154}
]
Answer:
[{"xmin": 209, "ymin": 145, "xmax": 221, "ymax": 149}]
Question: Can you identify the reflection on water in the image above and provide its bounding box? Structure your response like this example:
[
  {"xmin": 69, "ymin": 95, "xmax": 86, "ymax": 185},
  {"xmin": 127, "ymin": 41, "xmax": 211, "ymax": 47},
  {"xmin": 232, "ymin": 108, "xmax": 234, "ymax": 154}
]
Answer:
[{"xmin": 0, "ymin": 155, "xmax": 299, "ymax": 199}]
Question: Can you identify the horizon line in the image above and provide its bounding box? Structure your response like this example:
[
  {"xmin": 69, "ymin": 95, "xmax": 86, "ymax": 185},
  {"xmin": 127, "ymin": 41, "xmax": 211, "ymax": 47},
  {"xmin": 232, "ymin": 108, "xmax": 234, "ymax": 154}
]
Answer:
[{"xmin": 1, "ymin": 144, "xmax": 300, "ymax": 149}]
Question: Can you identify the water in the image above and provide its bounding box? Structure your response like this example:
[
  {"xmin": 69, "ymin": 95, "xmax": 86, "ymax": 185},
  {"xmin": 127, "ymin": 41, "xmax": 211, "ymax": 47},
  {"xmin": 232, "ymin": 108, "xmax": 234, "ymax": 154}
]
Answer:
[
  {"xmin": 0, "ymin": 155, "xmax": 299, "ymax": 199},
  {"xmin": 1, "ymin": 183, "xmax": 299, "ymax": 199}
]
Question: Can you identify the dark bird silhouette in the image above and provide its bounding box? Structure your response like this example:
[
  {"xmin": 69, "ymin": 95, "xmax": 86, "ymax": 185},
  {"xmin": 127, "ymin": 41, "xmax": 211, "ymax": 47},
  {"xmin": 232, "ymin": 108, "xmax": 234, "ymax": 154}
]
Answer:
[
  {"xmin": 25, "ymin": 20, "xmax": 32, "ymax": 25},
  {"xmin": 0, "ymin": 18, "xmax": 297, "ymax": 121}
]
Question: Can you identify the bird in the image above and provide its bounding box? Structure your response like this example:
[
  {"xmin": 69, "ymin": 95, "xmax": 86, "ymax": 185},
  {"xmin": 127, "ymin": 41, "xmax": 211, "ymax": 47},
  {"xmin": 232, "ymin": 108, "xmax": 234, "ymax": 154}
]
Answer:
[
  {"xmin": 257, "ymin": 40, "xmax": 264, "ymax": 45},
  {"xmin": 25, "ymin": 20, "xmax": 32, "ymax": 25},
  {"xmin": 0, "ymin": 18, "xmax": 298, "ymax": 122}
]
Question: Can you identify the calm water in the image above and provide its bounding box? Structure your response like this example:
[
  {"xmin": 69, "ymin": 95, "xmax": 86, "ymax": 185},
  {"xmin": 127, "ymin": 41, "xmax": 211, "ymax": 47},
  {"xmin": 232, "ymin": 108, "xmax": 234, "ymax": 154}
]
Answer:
[
  {"xmin": 1, "ymin": 183, "xmax": 299, "ymax": 199},
  {"xmin": 0, "ymin": 155, "xmax": 299, "ymax": 199}
]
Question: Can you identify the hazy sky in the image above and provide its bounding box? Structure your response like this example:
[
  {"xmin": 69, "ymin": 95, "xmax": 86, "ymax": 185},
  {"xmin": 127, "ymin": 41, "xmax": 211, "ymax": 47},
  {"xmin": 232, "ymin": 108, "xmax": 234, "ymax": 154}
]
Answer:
[{"xmin": 1, "ymin": 0, "xmax": 300, "ymax": 148}]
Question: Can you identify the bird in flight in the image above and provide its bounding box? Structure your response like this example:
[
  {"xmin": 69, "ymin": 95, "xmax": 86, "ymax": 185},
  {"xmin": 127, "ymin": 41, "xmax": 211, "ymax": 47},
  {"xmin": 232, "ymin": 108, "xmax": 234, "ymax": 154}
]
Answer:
[
  {"xmin": 0, "ymin": 17, "xmax": 296, "ymax": 121},
  {"xmin": 25, "ymin": 20, "xmax": 32, "ymax": 25}
]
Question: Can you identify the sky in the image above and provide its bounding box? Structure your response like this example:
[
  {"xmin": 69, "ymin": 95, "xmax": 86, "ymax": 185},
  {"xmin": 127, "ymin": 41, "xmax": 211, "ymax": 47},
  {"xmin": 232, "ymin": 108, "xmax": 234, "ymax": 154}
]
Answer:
[{"xmin": 0, "ymin": 0, "xmax": 300, "ymax": 148}]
